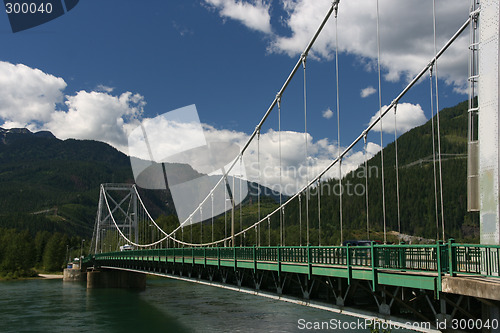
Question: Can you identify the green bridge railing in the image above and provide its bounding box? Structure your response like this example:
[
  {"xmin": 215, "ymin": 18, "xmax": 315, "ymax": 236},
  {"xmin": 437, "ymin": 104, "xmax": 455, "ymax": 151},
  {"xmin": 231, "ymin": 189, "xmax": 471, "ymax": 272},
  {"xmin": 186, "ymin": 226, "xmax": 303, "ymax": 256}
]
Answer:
[
  {"xmin": 452, "ymin": 243, "xmax": 500, "ymax": 278},
  {"xmin": 82, "ymin": 240, "xmax": 500, "ymax": 292}
]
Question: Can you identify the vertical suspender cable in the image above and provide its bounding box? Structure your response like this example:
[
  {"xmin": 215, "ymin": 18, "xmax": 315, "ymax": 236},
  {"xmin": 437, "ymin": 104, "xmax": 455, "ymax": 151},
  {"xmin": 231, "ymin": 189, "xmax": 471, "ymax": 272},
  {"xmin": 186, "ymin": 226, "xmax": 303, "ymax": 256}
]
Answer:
[
  {"xmin": 364, "ymin": 134, "xmax": 370, "ymax": 239},
  {"xmin": 278, "ymin": 95, "xmax": 283, "ymax": 246},
  {"xmin": 339, "ymin": 159, "xmax": 343, "ymax": 245},
  {"xmin": 224, "ymin": 178, "xmax": 228, "ymax": 247},
  {"xmin": 257, "ymin": 128, "xmax": 261, "ymax": 246},
  {"xmin": 335, "ymin": 5, "xmax": 343, "ymax": 246},
  {"xmin": 240, "ymin": 157, "xmax": 243, "ymax": 247},
  {"xmin": 268, "ymin": 216, "xmax": 271, "ymax": 246},
  {"xmin": 376, "ymin": 0, "xmax": 387, "ymax": 244},
  {"xmin": 283, "ymin": 206, "xmax": 286, "ymax": 246},
  {"xmin": 303, "ymin": 53, "xmax": 310, "ymax": 245},
  {"xmin": 432, "ymin": 0, "xmax": 445, "ymax": 241},
  {"xmin": 318, "ymin": 179, "xmax": 321, "ymax": 246},
  {"xmin": 255, "ymin": 222, "xmax": 258, "ymax": 245},
  {"xmin": 299, "ymin": 193, "xmax": 302, "ymax": 246},
  {"xmin": 429, "ymin": 68, "xmax": 440, "ymax": 241},
  {"xmin": 211, "ymin": 193, "xmax": 214, "ymax": 245},
  {"xmin": 394, "ymin": 104, "xmax": 401, "ymax": 234}
]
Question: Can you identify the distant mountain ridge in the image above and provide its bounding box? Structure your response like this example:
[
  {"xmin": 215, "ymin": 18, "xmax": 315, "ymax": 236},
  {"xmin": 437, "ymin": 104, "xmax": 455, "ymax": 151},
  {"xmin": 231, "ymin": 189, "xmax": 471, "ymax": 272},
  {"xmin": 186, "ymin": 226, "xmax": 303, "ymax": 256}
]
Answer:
[
  {"xmin": 0, "ymin": 127, "xmax": 55, "ymax": 143},
  {"xmin": 0, "ymin": 128, "xmax": 153, "ymax": 236}
]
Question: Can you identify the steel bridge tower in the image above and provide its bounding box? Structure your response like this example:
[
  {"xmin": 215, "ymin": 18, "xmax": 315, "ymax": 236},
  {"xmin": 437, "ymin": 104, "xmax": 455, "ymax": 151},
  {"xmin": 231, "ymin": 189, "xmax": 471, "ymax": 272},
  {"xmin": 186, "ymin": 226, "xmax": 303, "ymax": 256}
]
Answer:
[{"xmin": 92, "ymin": 183, "xmax": 138, "ymax": 254}]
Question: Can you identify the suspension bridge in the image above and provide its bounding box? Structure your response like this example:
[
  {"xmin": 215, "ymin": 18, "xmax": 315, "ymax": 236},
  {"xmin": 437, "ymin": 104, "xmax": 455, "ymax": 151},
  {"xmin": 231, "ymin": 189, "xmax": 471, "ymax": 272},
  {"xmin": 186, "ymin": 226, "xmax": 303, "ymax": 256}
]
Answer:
[{"xmin": 80, "ymin": 0, "xmax": 500, "ymax": 330}]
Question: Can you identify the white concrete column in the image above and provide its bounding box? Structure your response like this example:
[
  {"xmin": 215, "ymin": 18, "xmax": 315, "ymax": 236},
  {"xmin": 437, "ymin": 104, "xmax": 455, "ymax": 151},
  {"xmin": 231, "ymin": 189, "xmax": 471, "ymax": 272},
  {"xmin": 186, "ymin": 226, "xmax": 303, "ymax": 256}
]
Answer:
[{"xmin": 479, "ymin": 0, "xmax": 500, "ymax": 244}]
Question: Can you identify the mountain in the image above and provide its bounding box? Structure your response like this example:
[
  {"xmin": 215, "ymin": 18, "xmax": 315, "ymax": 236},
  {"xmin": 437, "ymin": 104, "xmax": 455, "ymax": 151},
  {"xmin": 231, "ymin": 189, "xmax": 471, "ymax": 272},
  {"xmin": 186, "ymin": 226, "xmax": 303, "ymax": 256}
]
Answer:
[{"xmin": 0, "ymin": 128, "xmax": 169, "ymax": 236}]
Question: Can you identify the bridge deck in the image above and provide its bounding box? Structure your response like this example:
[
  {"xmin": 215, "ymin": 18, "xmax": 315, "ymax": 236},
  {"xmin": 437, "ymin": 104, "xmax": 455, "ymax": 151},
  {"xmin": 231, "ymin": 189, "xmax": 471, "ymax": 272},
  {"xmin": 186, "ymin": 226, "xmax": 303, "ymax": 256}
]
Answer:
[{"xmin": 83, "ymin": 242, "xmax": 500, "ymax": 300}]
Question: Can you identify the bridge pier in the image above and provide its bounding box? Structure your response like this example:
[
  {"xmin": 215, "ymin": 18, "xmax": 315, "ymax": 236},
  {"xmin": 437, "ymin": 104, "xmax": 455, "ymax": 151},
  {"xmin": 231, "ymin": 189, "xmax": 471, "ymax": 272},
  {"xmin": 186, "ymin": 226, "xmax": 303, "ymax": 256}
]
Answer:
[
  {"xmin": 87, "ymin": 269, "xmax": 146, "ymax": 290},
  {"xmin": 63, "ymin": 267, "xmax": 86, "ymax": 282}
]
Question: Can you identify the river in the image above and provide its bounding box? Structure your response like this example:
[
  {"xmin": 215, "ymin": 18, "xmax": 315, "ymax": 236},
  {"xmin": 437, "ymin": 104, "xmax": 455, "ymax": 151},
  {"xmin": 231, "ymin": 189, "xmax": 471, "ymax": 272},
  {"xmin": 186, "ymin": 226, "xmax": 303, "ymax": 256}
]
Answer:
[{"xmin": 0, "ymin": 277, "xmax": 411, "ymax": 332}]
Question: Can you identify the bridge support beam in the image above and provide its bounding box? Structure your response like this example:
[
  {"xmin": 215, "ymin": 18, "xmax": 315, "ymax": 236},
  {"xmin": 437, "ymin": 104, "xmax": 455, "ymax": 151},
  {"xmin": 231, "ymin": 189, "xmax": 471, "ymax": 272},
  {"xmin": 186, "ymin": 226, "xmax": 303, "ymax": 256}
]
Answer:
[{"xmin": 87, "ymin": 269, "xmax": 146, "ymax": 290}]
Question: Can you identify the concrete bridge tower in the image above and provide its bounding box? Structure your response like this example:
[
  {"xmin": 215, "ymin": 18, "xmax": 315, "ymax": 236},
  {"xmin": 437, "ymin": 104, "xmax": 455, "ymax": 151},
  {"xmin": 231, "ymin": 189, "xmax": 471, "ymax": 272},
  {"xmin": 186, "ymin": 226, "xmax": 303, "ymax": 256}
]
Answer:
[{"xmin": 478, "ymin": 0, "xmax": 500, "ymax": 244}]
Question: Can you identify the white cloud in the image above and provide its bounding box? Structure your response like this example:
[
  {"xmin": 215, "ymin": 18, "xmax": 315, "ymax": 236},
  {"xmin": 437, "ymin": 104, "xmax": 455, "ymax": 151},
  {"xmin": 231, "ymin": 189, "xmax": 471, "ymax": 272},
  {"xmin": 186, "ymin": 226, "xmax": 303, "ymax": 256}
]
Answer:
[
  {"xmin": 0, "ymin": 61, "xmax": 145, "ymax": 153},
  {"xmin": 361, "ymin": 86, "xmax": 376, "ymax": 98},
  {"xmin": 369, "ymin": 103, "xmax": 427, "ymax": 135},
  {"xmin": 204, "ymin": 0, "xmax": 272, "ymax": 34},
  {"xmin": 0, "ymin": 61, "xmax": 66, "ymax": 125},
  {"xmin": 322, "ymin": 108, "xmax": 334, "ymax": 119},
  {"xmin": 46, "ymin": 90, "xmax": 145, "ymax": 152},
  {"xmin": 204, "ymin": 0, "xmax": 469, "ymax": 93},
  {"xmin": 271, "ymin": 0, "xmax": 469, "ymax": 90},
  {"xmin": 96, "ymin": 84, "xmax": 114, "ymax": 93}
]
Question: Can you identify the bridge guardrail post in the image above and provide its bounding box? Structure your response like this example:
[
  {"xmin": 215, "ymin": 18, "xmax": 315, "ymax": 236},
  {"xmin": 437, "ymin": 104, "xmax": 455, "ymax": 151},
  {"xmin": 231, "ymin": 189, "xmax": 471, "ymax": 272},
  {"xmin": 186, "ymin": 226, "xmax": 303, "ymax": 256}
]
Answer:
[
  {"xmin": 217, "ymin": 246, "xmax": 220, "ymax": 269},
  {"xmin": 307, "ymin": 244, "xmax": 311, "ymax": 280},
  {"xmin": 234, "ymin": 246, "xmax": 237, "ymax": 271},
  {"xmin": 491, "ymin": 248, "xmax": 500, "ymax": 275},
  {"xmin": 192, "ymin": 247, "xmax": 195, "ymax": 266},
  {"xmin": 486, "ymin": 245, "xmax": 491, "ymax": 276},
  {"xmin": 448, "ymin": 238, "xmax": 455, "ymax": 277},
  {"xmin": 398, "ymin": 241, "xmax": 405, "ymax": 269},
  {"xmin": 278, "ymin": 245, "xmax": 282, "ymax": 277},
  {"xmin": 371, "ymin": 241, "xmax": 378, "ymax": 292},
  {"xmin": 204, "ymin": 247, "xmax": 206, "ymax": 267},
  {"xmin": 346, "ymin": 243, "xmax": 352, "ymax": 285},
  {"xmin": 436, "ymin": 241, "xmax": 443, "ymax": 297},
  {"xmin": 253, "ymin": 245, "xmax": 257, "ymax": 273}
]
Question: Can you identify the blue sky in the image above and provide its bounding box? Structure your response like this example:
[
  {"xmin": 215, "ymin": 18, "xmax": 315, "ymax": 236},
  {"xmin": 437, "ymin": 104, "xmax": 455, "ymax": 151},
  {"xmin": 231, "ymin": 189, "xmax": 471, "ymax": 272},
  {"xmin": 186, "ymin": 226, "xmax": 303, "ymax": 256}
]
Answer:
[{"xmin": 0, "ymin": 0, "xmax": 471, "ymax": 191}]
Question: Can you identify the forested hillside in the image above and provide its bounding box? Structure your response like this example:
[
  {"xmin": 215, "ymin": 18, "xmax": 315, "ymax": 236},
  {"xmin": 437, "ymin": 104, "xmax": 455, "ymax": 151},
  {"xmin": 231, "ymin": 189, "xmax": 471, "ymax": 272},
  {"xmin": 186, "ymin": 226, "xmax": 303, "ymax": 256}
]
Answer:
[{"xmin": 254, "ymin": 100, "xmax": 478, "ymax": 245}]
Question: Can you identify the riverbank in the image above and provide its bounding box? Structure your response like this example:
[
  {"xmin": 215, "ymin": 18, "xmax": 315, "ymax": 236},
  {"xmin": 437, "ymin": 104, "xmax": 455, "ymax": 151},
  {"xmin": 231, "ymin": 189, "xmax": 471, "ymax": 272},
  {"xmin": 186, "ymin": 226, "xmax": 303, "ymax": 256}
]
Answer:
[
  {"xmin": 0, "ymin": 272, "xmax": 63, "ymax": 281},
  {"xmin": 38, "ymin": 274, "xmax": 63, "ymax": 279}
]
